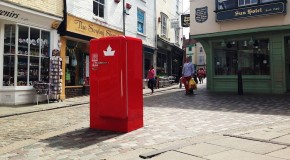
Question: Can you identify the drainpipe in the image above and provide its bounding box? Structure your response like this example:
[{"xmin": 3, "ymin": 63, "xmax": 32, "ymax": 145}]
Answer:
[
  {"xmin": 123, "ymin": 0, "xmax": 125, "ymax": 35},
  {"xmin": 154, "ymin": 0, "xmax": 157, "ymax": 70}
]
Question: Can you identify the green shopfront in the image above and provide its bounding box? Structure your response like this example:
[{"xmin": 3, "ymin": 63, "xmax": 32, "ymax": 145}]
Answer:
[{"xmin": 190, "ymin": 0, "xmax": 290, "ymax": 94}]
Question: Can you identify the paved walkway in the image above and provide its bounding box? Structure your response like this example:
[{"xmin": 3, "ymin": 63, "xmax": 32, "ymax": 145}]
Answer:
[
  {"xmin": 1, "ymin": 81, "xmax": 290, "ymax": 160},
  {"xmin": 0, "ymin": 84, "xmax": 177, "ymax": 118}
]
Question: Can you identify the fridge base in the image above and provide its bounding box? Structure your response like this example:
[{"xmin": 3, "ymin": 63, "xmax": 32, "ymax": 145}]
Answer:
[{"xmin": 90, "ymin": 117, "xmax": 143, "ymax": 133}]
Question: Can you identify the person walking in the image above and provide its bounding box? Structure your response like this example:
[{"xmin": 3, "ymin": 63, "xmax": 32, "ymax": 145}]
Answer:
[
  {"xmin": 197, "ymin": 68, "xmax": 205, "ymax": 84},
  {"xmin": 146, "ymin": 65, "xmax": 155, "ymax": 95},
  {"xmin": 182, "ymin": 57, "xmax": 195, "ymax": 95}
]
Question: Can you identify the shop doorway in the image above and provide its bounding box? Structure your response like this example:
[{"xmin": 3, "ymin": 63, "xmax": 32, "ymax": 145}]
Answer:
[{"xmin": 285, "ymin": 37, "xmax": 290, "ymax": 91}]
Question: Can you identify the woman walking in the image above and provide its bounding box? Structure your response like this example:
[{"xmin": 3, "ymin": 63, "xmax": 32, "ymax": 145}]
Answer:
[{"xmin": 146, "ymin": 65, "xmax": 155, "ymax": 95}]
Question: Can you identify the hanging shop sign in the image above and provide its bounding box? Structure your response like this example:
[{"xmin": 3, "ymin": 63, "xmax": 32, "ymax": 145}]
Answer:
[
  {"xmin": 170, "ymin": 19, "xmax": 180, "ymax": 28},
  {"xmin": 195, "ymin": 6, "xmax": 208, "ymax": 23},
  {"xmin": 216, "ymin": 2, "xmax": 286, "ymax": 22},
  {"xmin": 181, "ymin": 14, "xmax": 190, "ymax": 27},
  {"xmin": 67, "ymin": 15, "xmax": 123, "ymax": 38}
]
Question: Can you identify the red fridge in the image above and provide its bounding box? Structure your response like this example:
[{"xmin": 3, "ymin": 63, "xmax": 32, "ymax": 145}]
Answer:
[{"xmin": 89, "ymin": 36, "xmax": 143, "ymax": 132}]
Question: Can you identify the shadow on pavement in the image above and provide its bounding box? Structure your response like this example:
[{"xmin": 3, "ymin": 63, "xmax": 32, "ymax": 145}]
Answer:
[
  {"xmin": 144, "ymin": 86, "xmax": 290, "ymax": 117},
  {"xmin": 42, "ymin": 128, "xmax": 122, "ymax": 149}
]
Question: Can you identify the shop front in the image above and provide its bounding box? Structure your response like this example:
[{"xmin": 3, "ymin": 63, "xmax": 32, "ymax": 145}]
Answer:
[
  {"xmin": 190, "ymin": 0, "xmax": 290, "ymax": 94},
  {"xmin": 58, "ymin": 14, "xmax": 122, "ymax": 99},
  {"xmin": 156, "ymin": 36, "xmax": 183, "ymax": 77},
  {"xmin": 0, "ymin": 2, "xmax": 62, "ymax": 105}
]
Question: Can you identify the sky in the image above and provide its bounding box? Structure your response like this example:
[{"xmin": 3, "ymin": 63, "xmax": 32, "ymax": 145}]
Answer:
[{"xmin": 182, "ymin": 0, "xmax": 190, "ymax": 39}]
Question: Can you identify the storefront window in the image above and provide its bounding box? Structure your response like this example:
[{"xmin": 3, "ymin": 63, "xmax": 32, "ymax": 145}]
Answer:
[
  {"xmin": 65, "ymin": 40, "xmax": 89, "ymax": 86},
  {"xmin": 3, "ymin": 24, "xmax": 50, "ymax": 86},
  {"xmin": 213, "ymin": 38, "xmax": 270, "ymax": 75}
]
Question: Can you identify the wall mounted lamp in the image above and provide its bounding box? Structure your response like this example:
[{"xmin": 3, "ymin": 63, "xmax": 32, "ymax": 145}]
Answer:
[
  {"xmin": 114, "ymin": 0, "xmax": 120, "ymax": 3},
  {"xmin": 249, "ymin": 37, "xmax": 254, "ymax": 46},
  {"xmin": 126, "ymin": 3, "xmax": 132, "ymax": 9},
  {"xmin": 221, "ymin": 40, "xmax": 226, "ymax": 47}
]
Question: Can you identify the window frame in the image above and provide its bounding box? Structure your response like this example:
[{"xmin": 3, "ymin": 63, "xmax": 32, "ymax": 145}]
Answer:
[
  {"xmin": 160, "ymin": 13, "xmax": 168, "ymax": 37},
  {"xmin": 213, "ymin": 38, "xmax": 270, "ymax": 76},
  {"xmin": 216, "ymin": 0, "xmax": 285, "ymax": 11},
  {"xmin": 2, "ymin": 24, "xmax": 51, "ymax": 87},
  {"xmin": 93, "ymin": 0, "xmax": 105, "ymax": 19},
  {"xmin": 137, "ymin": 8, "xmax": 146, "ymax": 34}
]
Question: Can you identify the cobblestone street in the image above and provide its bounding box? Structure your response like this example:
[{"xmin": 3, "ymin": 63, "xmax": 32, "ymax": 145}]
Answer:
[{"xmin": 1, "ymin": 84, "xmax": 290, "ymax": 159}]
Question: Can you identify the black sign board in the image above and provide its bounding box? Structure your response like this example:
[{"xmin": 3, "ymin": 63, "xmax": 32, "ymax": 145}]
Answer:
[
  {"xmin": 216, "ymin": 2, "xmax": 286, "ymax": 22},
  {"xmin": 181, "ymin": 14, "xmax": 190, "ymax": 27},
  {"xmin": 195, "ymin": 6, "xmax": 208, "ymax": 23}
]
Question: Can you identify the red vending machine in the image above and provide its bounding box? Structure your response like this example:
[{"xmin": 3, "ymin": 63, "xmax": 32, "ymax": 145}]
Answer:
[{"xmin": 90, "ymin": 36, "xmax": 143, "ymax": 132}]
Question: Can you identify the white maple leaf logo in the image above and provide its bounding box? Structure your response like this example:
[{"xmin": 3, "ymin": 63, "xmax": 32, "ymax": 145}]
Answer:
[{"xmin": 103, "ymin": 45, "xmax": 115, "ymax": 56}]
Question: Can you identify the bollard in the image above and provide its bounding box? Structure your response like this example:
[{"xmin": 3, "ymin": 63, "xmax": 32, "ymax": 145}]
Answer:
[{"xmin": 238, "ymin": 70, "xmax": 243, "ymax": 95}]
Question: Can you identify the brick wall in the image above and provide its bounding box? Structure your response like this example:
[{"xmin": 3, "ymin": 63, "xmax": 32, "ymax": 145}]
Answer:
[
  {"xmin": 3, "ymin": 0, "xmax": 63, "ymax": 17},
  {"xmin": 65, "ymin": 86, "xmax": 90, "ymax": 98}
]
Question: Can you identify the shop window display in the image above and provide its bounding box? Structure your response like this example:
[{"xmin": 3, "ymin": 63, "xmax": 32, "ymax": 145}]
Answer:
[
  {"xmin": 2, "ymin": 24, "xmax": 50, "ymax": 86},
  {"xmin": 65, "ymin": 40, "xmax": 89, "ymax": 86},
  {"xmin": 213, "ymin": 38, "xmax": 270, "ymax": 75}
]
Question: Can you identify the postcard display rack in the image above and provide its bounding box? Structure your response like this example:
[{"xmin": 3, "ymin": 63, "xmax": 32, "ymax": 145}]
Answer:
[{"xmin": 49, "ymin": 49, "xmax": 63, "ymax": 102}]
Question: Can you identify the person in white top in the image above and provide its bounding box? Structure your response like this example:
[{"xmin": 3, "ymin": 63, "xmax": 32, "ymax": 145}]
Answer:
[{"xmin": 182, "ymin": 56, "xmax": 195, "ymax": 95}]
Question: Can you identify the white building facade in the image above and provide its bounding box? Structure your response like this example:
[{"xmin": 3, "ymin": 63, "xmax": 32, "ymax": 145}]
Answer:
[
  {"xmin": 58, "ymin": 0, "xmax": 157, "ymax": 98},
  {"xmin": 155, "ymin": 0, "xmax": 184, "ymax": 77},
  {"xmin": 0, "ymin": 0, "xmax": 63, "ymax": 105}
]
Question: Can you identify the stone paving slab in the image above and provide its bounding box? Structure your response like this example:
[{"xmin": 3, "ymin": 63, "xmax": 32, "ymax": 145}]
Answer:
[
  {"xmin": 106, "ymin": 148, "xmax": 156, "ymax": 160},
  {"xmin": 151, "ymin": 151, "xmax": 206, "ymax": 160},
  {"xmin": 207, "ymin": 137, "xmax": 286, "ymax": 154},
  {"xmin": 272, "ymin": 134, "xmax": 290, "ymax": 144},
  {"xmin": 204, "ymin": 149, "xmax": 284, "ymax": 160},
  {"xmin": 235, "ymin": 130, "xmax": 289, "ymax": 141},
  {"xmin": 177, "ymin": 143, "xmax": 231, "ymax": 157},
  {"xmin": 266, "ymin": 147, "xmax": 290, "ymax": 160}
]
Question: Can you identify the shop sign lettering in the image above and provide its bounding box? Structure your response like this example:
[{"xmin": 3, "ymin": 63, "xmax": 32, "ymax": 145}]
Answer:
[
  {"xmin": 195, "ymin": 7, "xmax": 208, "ymax": 23},
  {"xmin": 0, "ymin": 9, "xmax": 19, "ymax": 19},
  {"xmin": 67, "ymin": 15, "xmax": 122, "ymax": 38},
  {"xmin": 216, "ymin": 2, "xmax": 286, "ymax": 22}
]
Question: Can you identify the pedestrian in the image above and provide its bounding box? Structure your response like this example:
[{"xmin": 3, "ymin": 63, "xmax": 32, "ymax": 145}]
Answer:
[
  {"xmin": 146, "ymin": 65, "xmax": 155, "ymax": 95},
  {"xmin": 182, "ymin": 56, "xmax": 195, "ymax": 95},
  {"xmin": 197, "ymin": 68, "xmax": 205, "ymax": 84}
]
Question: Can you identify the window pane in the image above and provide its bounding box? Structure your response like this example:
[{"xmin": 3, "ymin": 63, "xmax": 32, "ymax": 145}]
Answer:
[
  {"xmin": 239, "ymin": 0, "xmax": 244, "ymax": 6},
  {"xmin": 3, "ymin": 24, "xmax": 16, "ymax": 86},
  {"xmin": 17, "ymin": 55, "xmax": 28, "ymax": 86},
  {"xmin": 251, "ymin": 0, "xmax": 257, "ymax": 4},
  {"xmin": 214, "ymin": 50, "xmax": 238, "ymax": 75},
  {"xmin": 41, "ymin": 30, "xmax": 50, "ymax": 83},
  {"xmin": 41, "ymin": 31, "xmax": 50, "ymax": 57},
  {"xmin": 29, "ymin": 57, "xmax": 39, "ymax": 85},
  {"xmin": 213, "ymin": 39, "xmax": 270, "ymax": 75},
  {"xmin": 223, "ymin": 0, "xmax": 237, "ymax": 9},
  {"xmin": 93, "ymin": 0, "xmax": 104, "ymax": 18},
  {"xmin": 138, "ymin": 22, "xmax": 144, "ymax": 33},
  {"xmin": 17, "ymin": 26, "xmax": 29, "ymax": 86},
  {"xmin": 99, "ymin": 5, "xmax": 104, "ymax": 18},
  {"xmin": 93, "ymin": 2, "xmax": 99, "ymax": 16},
  {"xmin": 3, "ymin": 56, "xmax": 15, "ymax": 86},
  {"xmin": 30, "ymin": 28, "xmax": 40, "ymax": 56},
  {"xmin": 137, "ymin": 10, "xmax": 144, "ymax": 33}
]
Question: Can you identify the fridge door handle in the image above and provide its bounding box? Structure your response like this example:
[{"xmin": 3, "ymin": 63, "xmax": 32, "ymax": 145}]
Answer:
[{"xmin": 97, "ymin": 61, "xmax": 109, "ymax": 65}]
